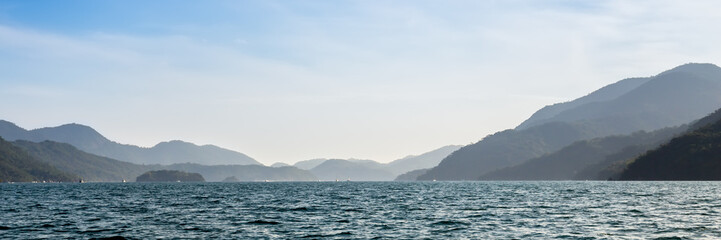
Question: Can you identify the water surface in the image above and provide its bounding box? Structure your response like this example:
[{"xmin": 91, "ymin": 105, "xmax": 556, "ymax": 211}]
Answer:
[{"xmin": 1, "ymin": 181, "xmax": 720, "ymax": 239}]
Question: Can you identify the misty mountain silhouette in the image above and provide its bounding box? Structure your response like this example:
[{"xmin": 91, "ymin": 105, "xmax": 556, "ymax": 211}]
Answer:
[
  {"xmin": 309, "ymin": 159, "xmax": 395, "ymax": 181},
  {"xmin": 419, "ymin": 63, "xmax": 721, "ymax": 180},
  {"xmin": 479, "ymin": 126, "xmax": 685, "ymax": 180},
  {"xmin": 0, "ymin": 121, "xmax": 260, "ymax": 166},
  {"xmin": 293, "ymin": 145, "xmax": 461, "ymax": 180}
]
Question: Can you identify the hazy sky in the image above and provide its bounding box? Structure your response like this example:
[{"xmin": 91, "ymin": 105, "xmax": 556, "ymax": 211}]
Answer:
[{"xmin": 1, "ymin": 0, "xmax": 720, "ymax": 165}]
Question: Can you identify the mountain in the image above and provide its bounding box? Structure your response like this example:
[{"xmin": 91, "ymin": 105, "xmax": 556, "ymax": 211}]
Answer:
[
  {"xmin": 163, "ymin": 163, "xmax": 318, "ymax": 182},
  {"xmin": 12, "ymin": 140, "xmax": 153, "ymax": 182},
  {"xmin": 516, "ymin": 77, "xmax": 651, "ymax": 130},
  {"xmin": 385, "ymin": 145, "xmax": 462, "ymax": 175},
  {"xmin": 418, "ymin": 121, "xmax": 602, "ymax": 180},
  {"xmin": 293, "ymin": 159, "xmax": 330, "ymax": 170},
  {"xmin": 136, "ymin": 170, "xmax": 205, "ymax": 182},
  {"xmin": 0, "ymin": 121, "xmax": 260, "ymax": 166},
  {"xmin": 519, "ymin": 63, "xmax": 721, "ymax": 133},
  {"xmin": 620, "ymin": 108, "xmax": 721, "ymax": 180},
  {"xmin": 394, "ymin": 168, "xmax": 430, "ymax": 181},
  {"xmin": 271, "ymin": 162, "xmax": 291, "ymax": 168},
  {"xmin": 418, "ymin": 63, "xmax": 721, "ymax": 180},
  {"xmin": 309, "ymin": 159, "xmax": 395, "ymax": 181},
  {"xmin": 0, "ymin": 137, "xmax": 76, "ymax": 182},
  {"xmin": 479, "ymin": 126, "xmax": 685, "ymax": 180},
  {"xmin": 291, "ymin": 145, "xmax": 462, "ymax": 180}
]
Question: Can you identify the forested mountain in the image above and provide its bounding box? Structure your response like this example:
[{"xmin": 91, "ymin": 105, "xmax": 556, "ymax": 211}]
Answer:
[
  {"xmin": 0, "ymin": 137, "xmax": 76, "ymax": 182},
  {"xmin": 293, "ymin": 159, "xmax": 330, "ymax": 170},
  {"xmin": 164, "ymin": 163, "xmax": 318, "ymax": 182},
  {"xmin": 309, "ymin": 159, "xmax": 395, "ymax": 181},
  {"xmin": 418, "ymin": 63, "xmax": 721, "ymax": 180},
  {"xmin": 418, "ymin": 122, "xmax": 601, "ymax": 180},
  {"xmin": 479, "ymin": 126, "xmax": 686, "ymax": 180},
  {"xmin": 12, "ymin": 140, "xmax": 153, "ymax": 182},
  {"xmin": 394, "ymin": 168, "xmax": 429, "ymax": 181},
  {"xmin": 385, "ymin": 145, "xmax": 461, "ymax": 175},
  {"xmin": 0, "ymin": 121, "xmax": 260, "ymax": 166},
  {"xmin": 136, "ymin": 170, "xmax": 205, "ymax": 182},
  {"xmin": 621, "ymin": 108, "xmax": 721, "ymax": 180},
  {"xmin": 293, "ymin": 145, "xmax": 461, "ymax": 181},
  {"xmin": 516, "ymin": 77, "xmax": 650, "ymax": 130}
]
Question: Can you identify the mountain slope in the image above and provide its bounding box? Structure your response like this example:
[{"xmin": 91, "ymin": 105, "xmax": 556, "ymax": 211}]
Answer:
[
  {"xmin": 0, "ymin": 121, "xmax": 260, "ymax": 166},
  {"xmin": 386, "ymin": 145, "xmax": 462, "ymax": 175},
  {"xmin": 0, "ymin": 137, "xmax": 76, "ymax": 182},
  {"xmin": 479, "ymin": 126, "xmax": 685, "ymax": 180},
  {"xmin": 293, "ymin": 159, "xmax": 330, "ymax": 170},
  {"xmin": 520, "ymin": 63, "xmax": 721, "ymax": 133},
  {"xmin": 419, "ymin": 63, "xmax": 721, "ymax": 180},
  {"xmin": 310, "ymin": 159, "xmax": 395, "ymax": 181},
  {"xmin": 164, "ymin": 163, "xmax": 318, "ymax": 182},
  {"xmin": 418, "ymin": 121, "xmax": 601, "ymax": 180},
  {"xmin": 517, "ymin": 77, "xmax": 650, "ymax": 130},
  {"xmin": 620, "ymin": 108, "xmax": 721, "ymax": 180},
  {"xmin": 12, "ymin": 140, "xmax": 153, "ymax": 182}
]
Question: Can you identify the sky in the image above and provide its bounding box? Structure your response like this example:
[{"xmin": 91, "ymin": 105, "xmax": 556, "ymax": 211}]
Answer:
[{"xmin": 1, "ymin": 0, "xmax": 721, "ymax": 165}]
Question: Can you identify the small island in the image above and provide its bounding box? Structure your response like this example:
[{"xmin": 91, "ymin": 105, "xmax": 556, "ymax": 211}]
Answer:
[{"xmin": 136, "ymin": 170, "xmax": 205, "ymax": 182}]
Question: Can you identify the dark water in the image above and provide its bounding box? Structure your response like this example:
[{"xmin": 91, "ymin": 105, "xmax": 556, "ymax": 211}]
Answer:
[{"xmin": 1, "ymin": 181, "xmax": 720, "ymax": 239}]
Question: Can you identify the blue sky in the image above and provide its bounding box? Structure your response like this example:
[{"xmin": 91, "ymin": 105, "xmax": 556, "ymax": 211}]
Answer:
[{"xmin": 2, "ymin": 0, "xmax": 721, "ymax": 164}]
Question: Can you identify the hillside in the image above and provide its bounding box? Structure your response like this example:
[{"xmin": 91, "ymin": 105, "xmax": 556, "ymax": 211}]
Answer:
[
  {"xmin": 136, "ymin": 170, "xmax": 205, "ymax": 182},
  {"xmin": 0, "ymin": 121, "xmax": 260, "ymax": 166},
  {"xmin": 394, "ymin": 168, "xmax": 429, "ymax": 181},
  {"xmin": 517, "ymin": 77, "xmax": 650, "ymax": 129},
  {"xmin": 418, "ymin": 63, "xmax": 721, "ymax": 180},
  {"xmin": 620, "ymin": 108, "xmax": 721, "ymax": 180},
  {"xmin": 479, "ymin": 126, "xmax": 685, "ymax": 180},
  {"xmin": 12, "ymin": 140, "xmax": 153, "ymax": 182},
  {"xmin": 310, "ymin": 159, "xmax": 395, "ymax": 181},
  {"xmin": 164, "ymin": 163, "xmax": 318, "ymax": 182},
  {"xmin": 385, "ymin": 145, "xmax": 462, "ymax": 175},
  {"xmin": 0, "ymin": 137, "xmax": 76, "ymax": 182},
  {"xmin": 418, "ymin": 121, "xmax": 600, "ymax": 180}
]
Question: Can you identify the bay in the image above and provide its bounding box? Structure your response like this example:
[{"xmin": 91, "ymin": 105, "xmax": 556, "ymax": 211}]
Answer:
[{"xmin": 1, "ymin": 181, "xmax": 720, "ymax": 239}]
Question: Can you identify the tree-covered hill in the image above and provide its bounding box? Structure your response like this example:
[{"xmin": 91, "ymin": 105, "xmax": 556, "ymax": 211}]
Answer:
[
  {"xmin": 12, "ymin": 140, "xmax": 153, "ymax": 182},
  {"xmin": 136, "ymin": 170, "xmax": 205, "ymax": 182},
  {"xmin": 621, "ymin": 108, "xmax": 721, "ymax": 180},
  {"xmin": 0, "ymin": 137, "xmax": 76, "ymax": 182}
]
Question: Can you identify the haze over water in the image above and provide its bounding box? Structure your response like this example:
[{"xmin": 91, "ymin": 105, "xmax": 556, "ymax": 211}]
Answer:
[{"xmin": 2, "ymin": 181, "xmax": 720, "ymax": 239}]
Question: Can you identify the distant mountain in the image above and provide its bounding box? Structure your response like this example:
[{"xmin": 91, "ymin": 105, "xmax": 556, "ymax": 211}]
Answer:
[
  {"xmin": 271, "ymin": 162, "xmax": 291, "ymax": 168},
  {"xmin": 0, "ymin": 137, "xmax": 76, "ymax": 182},
  {"xmin": 519, "ymin": 63, "xmax": 721, "ymax": 133},
  {"xmin": 418, "ymin": 121, "xmax": 602, "ymax": 180},
  {"xmin": 620, "ymin": 108, "xmax": 721, "ymax": 180},
  {"xmin": 0, "ymin": 121, "xmax": 260, "ymax": 166},
  {"xmin": 136, "ymin": 170, "xmax": 205, "ymax": 182},
  {"xmin": 479, "ymin": 126, "xmax": 685, "ymax": 180},
  {"xmin": 12, "ymin": 140, "xmax": 153, "ymax": 182},
  {"xmin": 309, "ymin": 159, "xmax": 395, "ymax": 181},
  {"xmin": 385, "ymin": 145, "xmax": 462, "ymax": 175},
  {"xmin": 394, "ymin": 168, "xmax": 429, "ymax": 181},
  {"xmin": 517, "ymin": 77, "xmax": 650, "ymax": 130},
  {"xmin": 292, "ymin": 145, "xmax": 461, "ymax": 180},
  {"xmin": 293, "ymin": 159, "xmax": 331, "ymax": 170},
  {"xmin": 164, "ymin": 163, "xmax": 318, "ymax": 182},
  {"xmin": 418, "ymin": 63, "xmax": 721, "ymax": 180}
]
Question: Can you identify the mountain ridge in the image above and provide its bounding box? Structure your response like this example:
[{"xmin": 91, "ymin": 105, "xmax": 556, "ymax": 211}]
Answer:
[{"xmin": 0, "ymin": 121, "xmax": 260, "ymax": 166}]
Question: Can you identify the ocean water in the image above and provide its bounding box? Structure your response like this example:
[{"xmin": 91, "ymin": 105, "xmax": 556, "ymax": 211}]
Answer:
[{"xmin": 1, "ymin": 181, "xmax": 720, "ymax": 239}]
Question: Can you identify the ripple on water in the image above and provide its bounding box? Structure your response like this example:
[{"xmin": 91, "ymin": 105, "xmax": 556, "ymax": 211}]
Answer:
[{"xmin": 1, "ymin": 182, "xmax": 721, "ymax": 239}]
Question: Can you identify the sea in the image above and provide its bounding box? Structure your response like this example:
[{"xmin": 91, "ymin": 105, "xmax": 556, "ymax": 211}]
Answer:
[{"xmin": 1, "ymin": 181, "xmax": 720, "ymax": 239}]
